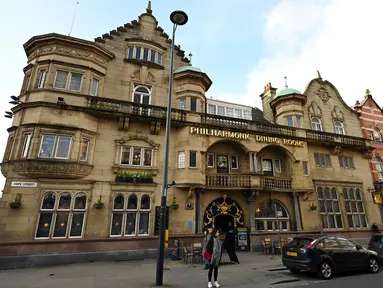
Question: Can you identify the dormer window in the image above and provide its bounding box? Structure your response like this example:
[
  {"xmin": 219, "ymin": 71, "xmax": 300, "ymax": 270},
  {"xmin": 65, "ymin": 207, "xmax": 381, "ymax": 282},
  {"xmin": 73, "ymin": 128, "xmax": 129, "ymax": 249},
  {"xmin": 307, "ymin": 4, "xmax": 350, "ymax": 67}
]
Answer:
[
  {"xmin": 311, "ymin": 117, "xmax": 323, "ymax": 131},
  {"xmin": 334, "ymin": 121, "xmax": 345, "ymax": 135},
  {"xmin": 127, "ymin": 46, "xmax": 163, "ymax": 65}
]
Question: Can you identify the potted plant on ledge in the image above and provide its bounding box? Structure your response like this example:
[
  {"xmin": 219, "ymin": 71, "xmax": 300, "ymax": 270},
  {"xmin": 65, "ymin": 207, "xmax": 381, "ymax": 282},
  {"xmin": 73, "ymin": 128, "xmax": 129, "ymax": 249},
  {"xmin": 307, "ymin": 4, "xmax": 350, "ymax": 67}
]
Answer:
[
  {"xmin": 171, "ymin": 197, "xmax": 179, "ymax": 210},
  {"xmin": 94, "ymin": 196, "xmax": 104, "ymax": 209},
  {"xmin": 9, "ymin": 193, "xmax": 22, "ymax": 209},
  {"xmin": 140, "ymin": 173, "xmax": 154, "ymax": 183}
]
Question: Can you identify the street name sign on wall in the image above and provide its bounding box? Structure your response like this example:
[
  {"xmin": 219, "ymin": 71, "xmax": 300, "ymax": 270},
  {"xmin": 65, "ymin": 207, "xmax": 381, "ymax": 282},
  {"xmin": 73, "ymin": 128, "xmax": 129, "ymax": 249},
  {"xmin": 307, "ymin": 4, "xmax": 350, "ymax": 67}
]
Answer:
[{"xmin": 11, "ymin": 181, "xmax": 38, "ymax": 188}]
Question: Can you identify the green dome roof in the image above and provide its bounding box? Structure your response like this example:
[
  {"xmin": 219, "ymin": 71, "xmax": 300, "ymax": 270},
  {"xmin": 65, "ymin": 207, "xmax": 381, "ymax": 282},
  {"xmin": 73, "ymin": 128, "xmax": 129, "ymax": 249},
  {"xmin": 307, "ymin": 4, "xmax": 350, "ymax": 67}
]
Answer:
[
  {"xmin": 174, "ymin": 66, "xmax": 202, "ymax": 74},
  {"xmin": 275, "ymin": 87, "xmax": 301, "ymax": 99}
]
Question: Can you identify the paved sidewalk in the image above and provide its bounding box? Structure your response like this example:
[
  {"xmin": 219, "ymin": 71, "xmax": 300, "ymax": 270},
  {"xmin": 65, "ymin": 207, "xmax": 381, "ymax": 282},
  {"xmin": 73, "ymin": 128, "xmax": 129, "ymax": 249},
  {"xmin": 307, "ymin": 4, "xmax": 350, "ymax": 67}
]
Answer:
[{"xmin": 0, "ymin": 252, "xmax": 297, "ymax": 288}]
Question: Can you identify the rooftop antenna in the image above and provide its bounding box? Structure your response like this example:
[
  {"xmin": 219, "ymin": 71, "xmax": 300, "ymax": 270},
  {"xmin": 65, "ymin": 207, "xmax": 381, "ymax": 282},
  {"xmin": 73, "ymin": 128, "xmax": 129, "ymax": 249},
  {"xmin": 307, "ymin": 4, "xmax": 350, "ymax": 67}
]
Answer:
[
  {"xmin": 68, "ymin": 1, "xmax": 79, "ymax": 36},
  {"xmin": 284, "ymin": 75, "xmax": 288, "ymax": 88}
]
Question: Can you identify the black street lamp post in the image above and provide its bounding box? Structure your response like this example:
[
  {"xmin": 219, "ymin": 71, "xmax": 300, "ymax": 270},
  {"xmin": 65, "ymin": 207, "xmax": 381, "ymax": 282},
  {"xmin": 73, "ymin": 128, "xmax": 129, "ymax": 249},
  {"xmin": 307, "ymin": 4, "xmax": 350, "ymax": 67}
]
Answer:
[{"xmin": 155, "ymin": 10, "xmax": 188, "ymax": 287}]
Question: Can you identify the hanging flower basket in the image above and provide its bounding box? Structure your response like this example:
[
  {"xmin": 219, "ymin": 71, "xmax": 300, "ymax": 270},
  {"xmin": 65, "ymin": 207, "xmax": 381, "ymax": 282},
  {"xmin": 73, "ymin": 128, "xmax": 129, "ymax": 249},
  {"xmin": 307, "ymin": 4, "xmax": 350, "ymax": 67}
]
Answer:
[
  {"xmin": 9, "ymin": 202, "xmax": 21, "ymax": 209},
  {"xmin": 94, "ymin": 196, "xmax": 104, "ymax": 209},
  {"xmin": 171, "ymin": 197, "xmax": 179, "ymax": 210}
]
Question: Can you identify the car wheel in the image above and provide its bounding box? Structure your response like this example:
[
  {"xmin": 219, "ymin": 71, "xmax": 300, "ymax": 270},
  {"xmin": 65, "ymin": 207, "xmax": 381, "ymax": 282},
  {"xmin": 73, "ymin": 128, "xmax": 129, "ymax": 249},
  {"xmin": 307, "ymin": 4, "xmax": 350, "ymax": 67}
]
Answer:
[
  {"xmin": 368, "ymin": 257, "xmax": 380, "ymax": 273},
  {"xmin": 318, "ymin": 261, "xmax": 333, "ymax": 280},
  {"xmin": 288, "ymin": 268, "xmax": 301, "ymax": 274}
]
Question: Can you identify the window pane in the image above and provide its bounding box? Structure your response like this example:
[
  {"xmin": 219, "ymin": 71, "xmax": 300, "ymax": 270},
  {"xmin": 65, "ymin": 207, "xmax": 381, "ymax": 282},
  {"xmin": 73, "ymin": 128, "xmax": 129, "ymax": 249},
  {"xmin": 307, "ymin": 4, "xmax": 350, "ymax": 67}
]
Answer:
[
  {"xmin": 317, "ymin": 187, "xmax": 323, "ymax": 199},
  {"xmin": 331, "ymin": 188, "xmax": 338, "ymax": 199},
  {"xmin": 333, "ymin": 201, "xmax": 340, "ymax": 212},
  {"xmin": 357, "ymin": 202, "xmax": 364, "ymax": 213},
  {"xmin": 53, "ymin": 212, "xmax": 69, "ymax": 237},
  {"xmin": 336, "ymin": 215, "xmax": 343, "ymax": 228},
  {"xmin": 361, "ymin": 215, "xmax": 367, "ymax": 227},
  {"xmin": 328, "ymin": 215, "xmax": 335, "ymax": 228},
  {"xmin": 128, "ymin": 195, "xmax": 138, "ymax": 210},
  {"xmin": 114, "ymin": 195, "xmax": 125, "ymax": 210},
  {"xmin": 79, "ymin": 140, "xmax": 89, "ymax": 162},
  {"xmin": 135, "ymin": 47, "xmax": 141, "ymax": 59},
  {"xmin": 267, "ymin": 221, "xmax": 273, "ymax": 230},
  {"xmin": 69, "ymin": 213, "xmax": 85, "ymax": 237},
  {"xmin": 296, "ymin": 116, "xmax": 302, "ymax": 128},
  {"xmin": 143, "ymin": 148, "xmax": 152, "ymax": 166},
  {"xmin": 41, "ymin": 193, "xmax": 56, "ymax": 210},
  {"xmin": 217, "ymin": 106, "xmax": 225, "ymax": 116},
  {"xmin": 121, "ymin": 146, "xmax": 130, "ymax": 165},
  {"xmin": 345, "ymin": 201, "xmax": 351, "ymax": 213},
  {"xmin": 322, "ymin": 215, "xmax": 328, "ymax": 229},
  {"xmin": 141, "ymin": 195, "xmax": 150, "ymax": 210},
  {"xmin": 74, "ymin": 194, "xmax": 87, "ymax": 210},
  {"xmin": 226, "ymin": 108, "xmax": 234, "ymax": 117},
  {"xmin": 125, "ymin": 213, "xmax": 136, "ymax": 235},
  {"xmin": 281, "ymin": 221, "xmax": 288, "ymax": 230},
  {"xmin": 150, "ymin": 50, "xmax": 156, "ymax": 62},
  {"xmin": 90, "ymin": 79, "xmax": 99, "ymax": 96},
  {"xmin": 157, "ymin": 53, "xmax": 162, "ymax": 65},
  {"xmin": 143, "ymin": 48, "xmax": 149, "ymax": 61},
  {"xmin": 324, "ymin": 187, "xmax": 330, "ymax": 199},
  {"xmin": 58, "ymin": 193, "xmax": 72, "ymax": 210},
  {"xmin": 208, "ymin": 104, "xmax": 216, "ymax": 114},
  {"xmin": 36, "ymin": 212, "xmax": 53, "ymax": 238},
  {"xmin": 351, "ymin": 201, "xmax": 357, "ymax": 213},
  {"xmin": 178, "ymin": 152, "xmax": 185, "ymax": 168},
  {"xmin": 133, "ymin": 93, "xmax": 141, "ymax": 103},
  {"xmin": 39, "ymin": 135, "xmax": 56, "ymax": 158},
  {"xmin": 274, "ymin": 159, "xmax": 281, "ymax": 172},
  {"xmin": 190, "ymin": 151, "xmax": 197, "ymax": 168},
  {"xmin": 353, "ymin": 215, "xmax": 361, "ymax": 228},
  {"xmin": 38, "ymin": 70, "xmax": 47, "ymax": 88},
  {"xmin": 319, "ymin": 200, "xmax": 325, "ymax": 212},
  {"xmin": 303, "ymin": 161, "xmax": 309, "ymax": 175},
  {"xmin": 139, "ymin": 213, "xmax": 150, "ymax": 235},
  {"xmin": 348, "ymin": 189, "xmax": 355, "ymax": 200},
  {"xmin": 21, "ymin": 134, "xmax": 31, "ymax": 158},
  {"xmin": 190, "ymin": 98, "xmax": 197, "ymax": 112},
  {"xmin": 179, "ymin": 99, "xmax": 186, "ymax": 110},
  {"xmin": 128, "ymin": 47, "xmax": 134, "ymax": 59},
  {"xmin": 231, "ymin": 156, "xmax": 238, "ymax": 169},
  {"xmin": 325, "ymin": 200, "xmax": 333, "ymax": 212},
  {"xmin": 325, "ymin": 155, "xmax": 331, "ymax": 167},
  {"xmin": 207, "ymin": 153, "xmax": 214, "ymax": 167},
  {"xmin": 55, "ymin": 136, "xmax": 71, "ymax": 159},
  {"xmin": 287, "ymin": 116, "xmax": 294, "ymax": 127},
  {"xmin": 132, "ymin": 147, "xmax": 141, "ymax": 165},
  {"xmin": 347, "ymin": 215, "xmax": 354, "ymax": 228},
  {"xmin": 234, "ymin": 109, "xmax": 242, "ymax": 118},
  {"xmin": 256, "ymin": 221, "xmax": 264, "ymax": 231},
  {"xmin": 54, "ymin": 71, "xmax": 68, "ymax": 89},
  {"xmin": 111, "ymin": 213, "xmax": 123, "ymax": 236},
  {"xmin": 355, "ymin": 189, "xmax": 362, "ymax": 200},
  {"xmin": 314, "ymin": 153, "xmax": 320, "ymax": 166},
  {"xmin": 343, "ymin": 188, "xmax": 349, "ymax": 199},
  {"xmin": 69, "ymin": 73, "xmax": 82, "ymax": 91}
]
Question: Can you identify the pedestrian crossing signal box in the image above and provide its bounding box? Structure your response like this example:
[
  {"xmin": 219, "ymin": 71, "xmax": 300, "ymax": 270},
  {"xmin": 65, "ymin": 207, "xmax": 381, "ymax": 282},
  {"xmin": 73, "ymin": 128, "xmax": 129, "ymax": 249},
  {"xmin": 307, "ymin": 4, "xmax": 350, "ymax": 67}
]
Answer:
[{"xmin": 236, "ymin": 227, "xmax": 250, "ymax": 251}]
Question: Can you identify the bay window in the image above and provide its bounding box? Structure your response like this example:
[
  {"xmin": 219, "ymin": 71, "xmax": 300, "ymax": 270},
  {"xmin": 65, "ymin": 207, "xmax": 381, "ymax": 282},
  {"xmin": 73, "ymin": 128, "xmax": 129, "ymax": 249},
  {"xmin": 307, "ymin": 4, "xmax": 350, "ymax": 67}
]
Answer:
[
  {"xmin": 120, "ymin": 146, "xmax": 153, "ymax": 167},
  {"xmin": 53, "ymin": 71, "xmax": 83, "ymax": 92},
  {"xmin": 38, "ymin": 135, "xmax": 72, "ymax": 160}
]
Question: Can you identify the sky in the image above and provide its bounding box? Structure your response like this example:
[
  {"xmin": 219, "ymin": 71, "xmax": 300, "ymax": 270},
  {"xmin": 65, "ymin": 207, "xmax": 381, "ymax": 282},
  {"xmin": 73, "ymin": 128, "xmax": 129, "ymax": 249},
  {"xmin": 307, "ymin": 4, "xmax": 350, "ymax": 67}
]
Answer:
[{"xmin": 1, "ymin": 0, "xmax": 383, "ymax": 197}]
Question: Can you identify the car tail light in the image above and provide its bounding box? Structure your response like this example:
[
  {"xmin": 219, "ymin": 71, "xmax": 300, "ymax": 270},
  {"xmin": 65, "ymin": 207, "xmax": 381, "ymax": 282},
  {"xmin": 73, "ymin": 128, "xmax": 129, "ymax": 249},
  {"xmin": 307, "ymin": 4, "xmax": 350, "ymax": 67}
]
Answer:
[{"xmin": 306, "ymin": 239, "xmax": 318, "ymax": 249}]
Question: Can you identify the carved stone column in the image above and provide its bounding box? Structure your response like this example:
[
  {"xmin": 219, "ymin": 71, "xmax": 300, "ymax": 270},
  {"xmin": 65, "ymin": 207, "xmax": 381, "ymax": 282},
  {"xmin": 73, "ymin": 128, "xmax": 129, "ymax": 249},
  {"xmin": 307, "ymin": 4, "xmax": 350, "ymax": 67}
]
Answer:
[
  {"xmin": 249, "ymin": 199, "xmax": 256, "ymax": 232},
  {"xmin": 249, "ymin": 152, "xmax": 254, "ymax": 173},
  {"xmin": 293, "ymin": 192, "xmax": 302, "ymax": 231},
  {"xmin": 196, "ymin": 189, "xmax": 204, "ymax": 233},
  {"xmin": 253, "ymin": 153, "xmax": 258, "ymax": 172}
]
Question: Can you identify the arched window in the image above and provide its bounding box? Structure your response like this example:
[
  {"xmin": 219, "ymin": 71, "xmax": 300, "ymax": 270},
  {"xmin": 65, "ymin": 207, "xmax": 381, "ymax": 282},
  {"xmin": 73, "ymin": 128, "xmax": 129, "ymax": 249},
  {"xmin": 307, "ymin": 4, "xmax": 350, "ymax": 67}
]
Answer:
[
  {"xmin": 375, "ymin": 157, "xmax": 383, "ymax": 180},
  {"xmin": 36, "ymin": 192, "xmax": 88, "ymax": 239},
  {"xmin": 334, "ymin": 121, "xmax": 345, "ymax": 135},
  {"xmin": 255, "ymin": 199, "xmax": 289, "ymax": 231},
  {"xmin": 132, "ymin": 86, "xmax": 151, "ymax": 116},
  {"xmin": 311, "ymin": 117, "xmax": 323, "ymax": 131},
  {"xmin": 110, "ymin": 194, "xmax": 152, "ymax": 237},
  {"xmin": 374, "ymin": 128, "xmax": 382, "ymax": 141},
  {"xmin": 318, "ymin": 187, "xmax": 342, "ymax": 229}
]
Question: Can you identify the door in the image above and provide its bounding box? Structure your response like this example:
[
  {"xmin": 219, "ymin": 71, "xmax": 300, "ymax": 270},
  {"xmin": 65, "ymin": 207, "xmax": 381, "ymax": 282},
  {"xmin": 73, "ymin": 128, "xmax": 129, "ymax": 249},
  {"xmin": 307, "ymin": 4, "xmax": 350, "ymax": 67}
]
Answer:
[
  {"xmin": 217, "ymin": 155, "xmax": 229, "ymax": 174},
  {"xmin": 337, "ymin": 237, "xmax": 368, "ymax": 270},
  {"xmin": 133, "ymin": 86, "xmax": 151, "ymax": 115},
  {"xmin": 262, "ymin": 159, "xmax": 274, "ymax": 176}
]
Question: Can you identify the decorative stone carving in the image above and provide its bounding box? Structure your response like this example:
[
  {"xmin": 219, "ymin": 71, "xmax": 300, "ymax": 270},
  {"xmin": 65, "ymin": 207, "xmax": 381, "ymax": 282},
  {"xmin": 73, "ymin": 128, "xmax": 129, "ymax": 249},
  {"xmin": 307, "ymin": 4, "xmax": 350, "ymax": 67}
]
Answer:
[
  {"xmin": 27, "ymin": 45, "xmax": 108, "ymax": 67},
  {"xmin": 331, "ymin": 106, "xmax": 344, "ymax": 120},
  {"xmin": 115, "ymin": 134, "xmax": 160, "ymax": 147},
  {"xmin": 131, "ymin": 67, "xmax": 156, "ymax": 84},
  {"xmin": 372, "ymin": 151, "xmax": 381, "ymax": 159},
  {"xmin": 0, "ymin": 161, "xmax": 10, "ymax": 177},
  {"xmin": 308, "ymin": 101, "xmax": 323, "ymax": 116},
  {"xmin": 331, "ymin": 145, "xmax": 342, "ymax": 155},
  {"xmin": 363, "ymin": 150, "xmax": 373, "ymax": 159},
  {"xmin": 316, "ymin": 84, "xmax": 331, "ymax": 102},
  {"xmin": 11, "ymin": 160, "xmax": 94, "ymax": 179}
]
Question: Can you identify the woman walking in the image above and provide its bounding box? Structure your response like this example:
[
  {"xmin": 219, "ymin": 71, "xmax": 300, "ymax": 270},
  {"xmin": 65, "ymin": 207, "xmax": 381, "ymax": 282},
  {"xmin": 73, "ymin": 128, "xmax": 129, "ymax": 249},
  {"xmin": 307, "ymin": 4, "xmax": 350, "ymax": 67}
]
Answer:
[
  {"xmin": 202, "ymin": 228, "xmax": 211, "ymax": 270},
  {"xmin": 205, "ymin": 228, "xmax": 222, "ymax": 288}
]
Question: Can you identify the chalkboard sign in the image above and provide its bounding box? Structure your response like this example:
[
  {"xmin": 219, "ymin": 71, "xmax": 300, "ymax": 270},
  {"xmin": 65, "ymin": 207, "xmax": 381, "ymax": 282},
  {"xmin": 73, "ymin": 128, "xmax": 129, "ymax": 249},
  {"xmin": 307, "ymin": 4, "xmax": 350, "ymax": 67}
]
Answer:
[{"xmin": 154, "ymin": 206, "xmax": 169, "ymax": 235}]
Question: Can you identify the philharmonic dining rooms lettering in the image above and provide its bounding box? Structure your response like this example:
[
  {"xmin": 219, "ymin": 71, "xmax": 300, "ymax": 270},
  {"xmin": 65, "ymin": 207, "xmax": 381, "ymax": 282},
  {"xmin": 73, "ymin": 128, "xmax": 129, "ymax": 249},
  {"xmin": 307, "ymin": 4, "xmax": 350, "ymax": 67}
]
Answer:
[{"xmin": 189, "ymin": 127, "xmax": 305, "ymax": 147}]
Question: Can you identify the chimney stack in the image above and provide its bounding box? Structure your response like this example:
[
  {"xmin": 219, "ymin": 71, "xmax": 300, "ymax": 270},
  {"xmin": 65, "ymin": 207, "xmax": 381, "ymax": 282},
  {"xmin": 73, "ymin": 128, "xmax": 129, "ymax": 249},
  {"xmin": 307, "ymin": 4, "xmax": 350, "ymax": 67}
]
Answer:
[{"xmin": 260, "ymin": 82, "xmax": 277, "ymax": 122}]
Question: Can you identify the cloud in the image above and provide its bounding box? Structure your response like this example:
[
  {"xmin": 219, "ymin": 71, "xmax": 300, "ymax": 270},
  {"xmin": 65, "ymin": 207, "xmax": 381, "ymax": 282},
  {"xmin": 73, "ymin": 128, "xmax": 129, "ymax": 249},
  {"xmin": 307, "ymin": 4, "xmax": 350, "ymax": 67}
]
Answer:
[{"xmin": 220, "ymin": 0, "xmax": 383, "ymax": 109}]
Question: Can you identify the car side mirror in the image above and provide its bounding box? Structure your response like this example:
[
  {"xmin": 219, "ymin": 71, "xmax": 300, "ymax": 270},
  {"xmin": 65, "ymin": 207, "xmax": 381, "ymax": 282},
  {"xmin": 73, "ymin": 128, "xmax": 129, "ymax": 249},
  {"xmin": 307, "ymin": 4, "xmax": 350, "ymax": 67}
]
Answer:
[{"xmin": 356, "ymin": 244, "xmax": 363, "ymax": 250}]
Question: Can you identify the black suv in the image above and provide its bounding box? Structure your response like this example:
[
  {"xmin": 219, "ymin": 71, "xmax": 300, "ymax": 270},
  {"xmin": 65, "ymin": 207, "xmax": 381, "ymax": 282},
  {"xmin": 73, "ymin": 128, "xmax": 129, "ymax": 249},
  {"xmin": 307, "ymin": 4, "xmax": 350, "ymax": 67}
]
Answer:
[
  {"xmin": 282, "ymin": 235, "xmax": 380, "ymax": 279},
  {"xmin": 368, "ymin": 234, "xmax": 383, "ymax": 262}
]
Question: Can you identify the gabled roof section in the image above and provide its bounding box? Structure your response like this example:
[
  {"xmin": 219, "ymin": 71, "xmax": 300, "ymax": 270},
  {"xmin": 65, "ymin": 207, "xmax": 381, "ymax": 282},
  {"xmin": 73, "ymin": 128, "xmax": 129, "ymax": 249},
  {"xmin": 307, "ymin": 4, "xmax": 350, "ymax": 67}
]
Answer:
[
  {"xmin": 353, "ymin": 89, "xmax": 383, "ymax": 113},
  {"xmin": 304, "ymin": 75, "xmax": 358, "ymax": 115},
  {"xmin": 23, "ymin": 33, "xmax": 115, "ymax": 60},
  {"xmin": 94, "ymin": 1, "xmax": 190, "ymax": 64}
]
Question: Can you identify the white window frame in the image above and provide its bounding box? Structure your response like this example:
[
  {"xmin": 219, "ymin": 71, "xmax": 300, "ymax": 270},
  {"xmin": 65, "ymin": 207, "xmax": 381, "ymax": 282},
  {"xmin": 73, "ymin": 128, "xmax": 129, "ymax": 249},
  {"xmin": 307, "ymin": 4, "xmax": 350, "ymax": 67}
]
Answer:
[
  {"xmin": 317, "ymin": 187, "xmax": 343, "ymax": 230},
  {"xmin": 311, "ymin": 117, "xmax": 323, "ymax": 131},
  {"xmin": 39, "ymin": 135, "xmax": 72, "ymax": 159},
  {"xmin": 243, "ymin": 110, "xmax": 252, "ymax": 120},
  {"xmin": 178, "ymin": 151, "xmax": 185, "ymax": 169},
  {"xmin": 217, "ymin": 106, "xmax": 225, "ymax": 116},
  {"xmin": 189, "ymin": 151, "xmax": 197, "ymax": 168},
  {"xmin": 38, "ymin": 70, "xmax": 47, "ymax": 89},
  {"xmin": 302, "ymin": 161, "xmax": 309, "ymax": 176},
  {"xmin": 374, "ymin": 128, "xmax": 382, "ymax": 141},
  {"xmin": 255, "ymin": 200, "xmax": 290, "ymax": 232},
  {"xmin": 21, "ymin": 133, "xmax": 32, "ymax": 158},
  {"xmin": 226, "ymin": 107, "xmax": 234, "ymax": 118},
  {"xmin": 234, "ymin": 108, "xmax": 243, "ymax": 119},
  {"xmin": 138, "ymin": 195, "xmax": 151, "ymax": 236},
  {"xmin": 119, "ymin": 146, "xmax": 153, "ymax": 167},
  {"xmin": 375, "ymin": 157, "xmax": 383, "ymax": 180},
  {"xmin": 90, "ymin": 78, "xmax": 99, "ymax": 96},
  {"xmin": 207, "ymin": 152, "xmax": 215, "ymax": 168},
  {"xmin": 54, "ymin": 136, "xmax": 72, "ymax": 160},
  {"xmin": 190, "ymin": 98, "xmax": 197, "ymax": 112},
  {"xmin": 231, "ymin": 155, "xmax": 238, "ymax": 170},
  {"xmin": 343, "ymin": 188, "xmax": 368, "ymax": 229},
  {"xmin": 132, "ymin": 86, "xmax": 152, "ymax": 116},
  {"xmin": 179, "ymin": 98, "xmax": 186, "ymax": 110},
  {"xmin": 53, "ymin": 71, "xmax": 83, "ymax": 92},
  {"xmin": 208, "ymin": 104, "xmax": 216, "ymax": 115},
  {"xmin": 334, "ymin": 121, "xmax": 345, "ymax": 135}
]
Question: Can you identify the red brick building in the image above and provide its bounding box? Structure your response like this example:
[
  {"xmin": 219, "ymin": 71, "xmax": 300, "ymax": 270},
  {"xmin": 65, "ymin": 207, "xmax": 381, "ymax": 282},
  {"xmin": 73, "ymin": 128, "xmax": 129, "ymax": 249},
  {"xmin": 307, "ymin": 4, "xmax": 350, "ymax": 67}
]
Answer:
[{"xmin": 354, "ymin": 90, "xmax": 383, "ymax": 221}]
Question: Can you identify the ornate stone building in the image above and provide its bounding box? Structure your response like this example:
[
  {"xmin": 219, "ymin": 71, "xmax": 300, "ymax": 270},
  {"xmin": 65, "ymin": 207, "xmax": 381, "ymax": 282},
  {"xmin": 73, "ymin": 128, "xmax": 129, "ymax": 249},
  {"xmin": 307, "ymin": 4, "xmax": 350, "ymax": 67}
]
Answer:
[
  {"xmin": 354, "ymin": 90, "xmax": 383, "ymax": 219},
  {"xmin": 0, "ymin": 4, "xmax": 381, "ymax": 265}
]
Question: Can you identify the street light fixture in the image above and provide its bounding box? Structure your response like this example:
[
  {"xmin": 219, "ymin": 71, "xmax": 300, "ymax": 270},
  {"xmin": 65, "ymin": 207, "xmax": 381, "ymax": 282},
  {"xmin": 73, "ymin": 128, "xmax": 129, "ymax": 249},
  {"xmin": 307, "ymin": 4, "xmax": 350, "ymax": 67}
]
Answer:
[{"xmin": 155, "ymin": 9, "xmax": 188, "ymax": 287}]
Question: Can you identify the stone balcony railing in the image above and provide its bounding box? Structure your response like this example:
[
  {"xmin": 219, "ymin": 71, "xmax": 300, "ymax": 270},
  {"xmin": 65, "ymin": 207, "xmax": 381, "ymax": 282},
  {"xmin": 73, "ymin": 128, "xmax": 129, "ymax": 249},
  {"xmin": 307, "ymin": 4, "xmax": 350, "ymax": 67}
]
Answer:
[
  {"xmin": 259, "ymin": 176, "xmax": 292, "ymax": 190},
  {"xmin": 12, "ymin": 93, "xmax": 371, "ymax": 149}
]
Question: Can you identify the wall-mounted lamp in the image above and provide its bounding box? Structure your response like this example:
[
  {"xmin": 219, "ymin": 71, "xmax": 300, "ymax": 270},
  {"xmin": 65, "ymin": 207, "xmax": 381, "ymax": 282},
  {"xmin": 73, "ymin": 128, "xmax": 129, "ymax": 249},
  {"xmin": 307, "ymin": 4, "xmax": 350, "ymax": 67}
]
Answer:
[
  {"xmin": 9, "ymin": 95, "xmax": 23, "ymax": 105},
  {"xmin": 166, "ymin": 181, "xmax": 176, "ymax": 189},
  {"xmin": 57, "ymin": 97, "xmax": 67, "ymax": 107},
  {"xmin": 4, "ymin": 111, "xmax": 13, "ymax": 119},
  {"xmin": 369, "ymin": 188, "xmax": 383, "ymax": 205}
]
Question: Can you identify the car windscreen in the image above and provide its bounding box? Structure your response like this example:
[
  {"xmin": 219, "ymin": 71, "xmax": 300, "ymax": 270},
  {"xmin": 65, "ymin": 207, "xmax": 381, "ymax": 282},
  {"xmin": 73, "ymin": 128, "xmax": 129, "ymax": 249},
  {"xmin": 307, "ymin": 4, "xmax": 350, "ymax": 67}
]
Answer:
[
  {"xmin": 286, "ymin": 238, "xmax": 313, "ymax": 248},
  {"xmin": 371, "ymin": 235, "xmax": 383, "ymax": 243}
]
